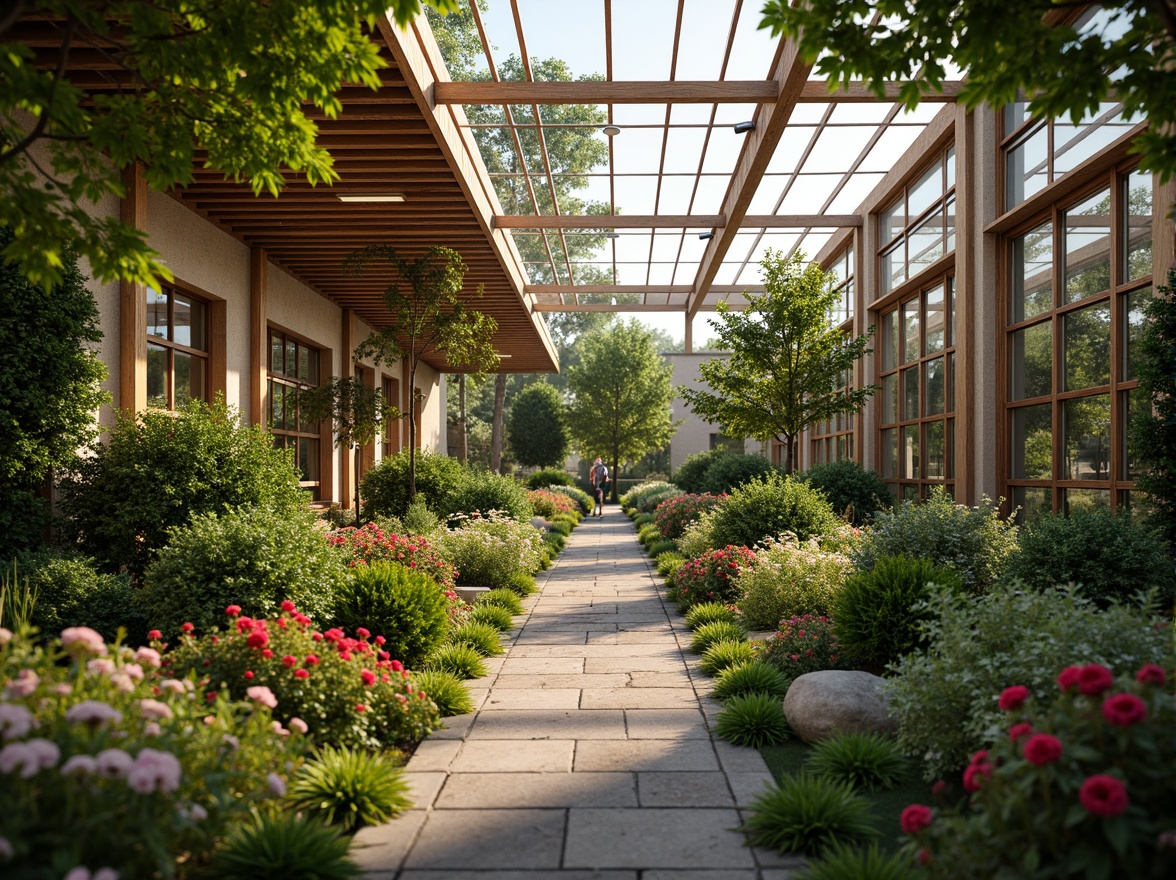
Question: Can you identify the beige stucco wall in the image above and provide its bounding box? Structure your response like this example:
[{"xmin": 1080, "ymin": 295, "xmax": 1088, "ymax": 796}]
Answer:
[{"xmin": 667, "ymin": 352, "xmax": 761, "ymax": 475}]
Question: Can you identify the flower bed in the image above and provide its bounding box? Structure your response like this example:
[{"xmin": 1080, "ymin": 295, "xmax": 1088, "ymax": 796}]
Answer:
[
  {"xmin": 653, "ymin": 492, "xmax": 726, "ymax": 540},
  {"xmin": 328, "ymin": 522, "xmax": 456, "ymax": 590},
  {"xmin": 670, "ymin": 545, "xmax": 757, "ymax": 609}
]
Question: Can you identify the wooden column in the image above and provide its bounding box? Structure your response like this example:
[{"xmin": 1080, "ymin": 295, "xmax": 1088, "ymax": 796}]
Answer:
[
  {"xmin": 684, "ymin": 313, "xmax": 693, "ymax": 354},
  {"xmin": 340, "ymin": 309, "xmax": 356, "ymax": 507},
  {"xmin": 248, "ymin": 248, "xmax": 268, "ymax": 426},
  {"xmin": 119, "ymin": 164, "xmax": 147, "ymax": 414},
  {"xmin": 1154, "ymin": 177, "xmax": 1176, "ymax": 279},
  {"xmin": 953, "ymin": 104, "xmax": 975, "ymax": 504}
]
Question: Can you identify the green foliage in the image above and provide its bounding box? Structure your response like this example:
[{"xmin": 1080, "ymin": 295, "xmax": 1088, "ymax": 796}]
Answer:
[
  {"xmin": 142, "ymin": 505, "xmax": 346, "ymax": 638},
  {"xmin": 833, "ymin": 556, "xmax": 964, "ymax": 671},
  {"xmin": 673, "ymin": 448, "xmax": 733, "ymax": 494},
  {"xmin": 736, "ymin": 535, "xmax": 855, "ymax": 631},
  {"xmin": 206, "ymin": 810, "xmax": 358, "ymax": 880},
  {"xmin": 565, "ymin": 320, "xmax": 678, "ymax": 501},
  {"xmin": 715, "ymin": 692, "xmax": 791, "ymax": 747},
  {"xmin": 507, "ymin": 382, "xmax": 570, "ymax": 468},
  {"xmin": 685, "ymin": 601, "xmax": 738, "ymax": 630},
  {"xmin": 330, "ymin": 561, "xmax": 450, "ymax": 669},
  {"xmin": 360, "ymin": 451, "xmax": 464, "ymax": 520},
  {"xmin": 699, "ymin": 453, "xmax": 778, "ymax": 494},
  {"xmin": 793, "ymin": 842, "xmax": 916, "ymax": 880},
  {"xmin": 477, "ymin": 588, "xmax": 524, "ymax": 615},
  {"xmin": 1002, "ymin": 506, "xmax": 1176, "ymax": 609},
  {"xmin": 656, "ymin": 551, "xmax": 687, "ymax": 580},
  {"xmin": 1132, "ymin": 271, "xmax": 1176, "ymax": 544},
  {"xmin": 288, "ymin": 746, "xmax": 412, "ymax": 833},
  {"xmin": 402, "ymin": 497, "xmax": 444, "ymax": 536},
  {"xmin": 851, "ymin": 489, "xmax": 1019, "ymax": 592},
  {"xmin": 0, "ymin": 227, "xmax": 107, "ymax": 558},
  {"xmin": 0, "ymin": 562, "xmax": 37, "ymax": 632},
  {"xmin": 706, "ymin": 473, "xmax": 842, "ymax": 550},
  {"xmin": 548, "ymin": 519, "xmax": 573, "ymax": 538},
  {"xmin": 654, "ymin": 492, "xmax": 726, "ymax": 540},
  {"xmin": 527, "ymin": 468, "xmax": 576, "ymax": 489},
  {"xmin": 699, "ymin": 638, "xmax": 758, "ymax": 675},
  {"xmin": 426, "ymin": 642, "xmax": 487, "ymax": 679},
  {"xmin": 548, "ymin": 483, "xmax": 593, "ymax": 514},
  {"xmin": 58, "ymin": 397, "xmax": 306, "ymax": 582},
  {"xmin": 690, "ymin": 620, "xmax": 746, "ymax": 655},
  {"xmin": 620, "ymin": 480, "xmax": 682, "ymax": 512},
  {"xmin": 758, "ymin": 615, "xmax": 851, "ymax": 681},
  {"xmin": 469, "ymin": 603, "xmax": 514, "ymax": 632},
  {"xmin": 806, "ymin": 732, "xmax": 907, "ymax": 793},
  {"xmin": 742, "ymin": 773, "xmax": 878, "ymax": 856},
  {"xmin": 671, "ymin": 545, "xmax": 759, "ymax": 609},
  {"xmin": 712, "ymin": 660, "xmax": 791, "ymax": 701},
  {"xmin": 442, "ymin": 514, "xmax": 542, "ymax": 589},
  {"xmin": 20, "ymin": 549, "xmax": 144, "ymax": 645},
  {"xmin": 633, "ymin": 513, "xmax": 655, "ymax": 527},
  {"xmin": 447, "ymin": 621, "xmax": 505, "ymax": 657},
  {"xmin": 506, "ymin": 571, "xmax": 538, "ymax": 596},
  {"xmin": 800, "ymin": 460, "xmax": 892, "ymax": 525},
  {"xmin": 647, "ymin": 539, "xmax": 678, "ymax": 558},
  {"xmin": 447, "ymin": 466, "xmax": 534, "ymax": 522},
  {"xmin": 681, "ymin": 251, "xmax": 875, "ymax": 473},
  {"xmin": 888, "ymin": 584, "xmax": 1171, "ymax": 780},
  {"xmin": 411, "ymin": 669, "xmax": 474, "ymax": 717},
  {"xmin": 638, "ymin": 523, "xmax": 661, "ymax": 546}
]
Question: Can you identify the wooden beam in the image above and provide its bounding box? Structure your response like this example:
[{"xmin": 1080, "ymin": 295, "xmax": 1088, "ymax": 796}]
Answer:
[
  {"xmin": 527, "ymin": 284, "xmax": 693, "ymax": 294},
  {"xmin": 119, "ymin": 164, "xmax": 147, "ymax": 415},
  {"xmin": 532, "ymin": 303, "xmax": 687, "ymax": 312},
  {"xmin": 434, "ymin": 80, "xmax": 779, "ymax": 105},
  {"xmin": 799, "ymin": 80, "xmax": 963, "ymax": 103},
  {"xmin": 495, "ymin": 214, "xmax": 862, "ymax": 229},
  {"xmin": 249, "ymin": 248, "xmax": 268, "ymax": 427}
]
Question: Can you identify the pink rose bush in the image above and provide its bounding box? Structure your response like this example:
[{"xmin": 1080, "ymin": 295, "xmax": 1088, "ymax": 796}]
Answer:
[
  {"xmin": 526, "ymin": 488, "xmax": 578, "ymax": 519},
  {"xmin": 653, "ymin": 492, "xmax": 727, "ymax": 540},
  {"xmin": 328, "ymin": 523, "xmax": 457, "ymax": 589},
  {"xmin": 901, "ymin": 662, "xmax": 1176, "ymax": 878},
  {"xmin": 0, "ymin": 627, "xmax": 299, "ymax": 876},
  {"xmin": 671, "ymin": 544, "xmax": 758, "ymax": 609},
  {"xmin": 756, "ymin": 614, "xmax": 851, "ymax": 681}
]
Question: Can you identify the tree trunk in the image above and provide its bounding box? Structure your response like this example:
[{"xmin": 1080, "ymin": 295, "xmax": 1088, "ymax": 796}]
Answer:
[
  {"xmin": 610, "ymin": 455, "xmax": 620, "ymax": 503},
  {"xmin": 408, "ymin": 365, "xmax": 418, "ymax": 500},
  {"xmin": 489, "ymin": 372, "xmax": 507, "ymax": 473},
  {"xmin": 457, "ymin": 373, "xmax": 468, "ymax": 465}
]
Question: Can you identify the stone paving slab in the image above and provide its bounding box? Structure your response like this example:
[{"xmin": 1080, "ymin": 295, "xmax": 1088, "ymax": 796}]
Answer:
[
  {"xmin": 498, "ymin": 657, "xmax": 586, "ymax": 674},
  {"xmin": 403, "ymin": 809, "xmax": 567, "ymax": 869},
  {"xmin": 624, "ymin": 709, "xmax": 711, "ymax": 740},
  {"xmin": 574, "ymin": 740, "xmax": 720, "ymax": 772},
  {"xmin": 467, "ymin": 709, "xmax": 628, "ymax": 740},
  {"xmin": 563, "ymin": 808, "xmax": 756, "ymax": 869},
  {"xmin": 450, "ymin": 740, "xmax": 575, "ymax": 773},
  {"xmin": 483, "ymin": 688, "xmax": 583, "ymax": 710},
  {"xmin": 436, "ymin": 771, "xmax": 638, "ymax": 808},
  {"xmin": 581, "ymin": 687, "xmax": 702, "ymax": 710},
  {"xmin": 491, "ymin": 673, "xmax": 630, "ymax": 689},
  {"xmin": 636, "ymin": 771, "xmax": 738, "ymax": 807}
]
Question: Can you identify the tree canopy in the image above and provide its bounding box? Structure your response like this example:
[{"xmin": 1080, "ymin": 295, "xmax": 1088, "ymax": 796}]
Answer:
[
  {"xmin": 760, "ymin": 0, "xmax": 1176, "ymax": 185},
  {"xmin": 1, "ymin": 0, "xmax": 457, "ymax": 289},
  {"xmin": 680, "ymin": 250, "xmax": 875, "ymax": 474},
  {"xmin": 506, "ymin": 382, "xmax": 569, "ymax": 469},
  {"xmin": 565, "ymin": 320, "xmax": 677, "ymax": 500}
]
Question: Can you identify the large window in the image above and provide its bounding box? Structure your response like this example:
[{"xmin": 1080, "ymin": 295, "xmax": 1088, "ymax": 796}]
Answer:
[
  {"xmin": 811, "ymin": 245, "xmax": 857, "ymax": 465},
  {"xmin": 1004, "ymin": 167, "xmax": 1152, "ymax": 520},
  {"xmin": 268, "ymin": 329, "xmax": 322, "ymax": 498},
  {"xmin": 146, "ymin": 285, "xmax": 208, "ymax": 410},
  {"xmin": 381, "ymin": 376, "xmax": 400, "ymax": 459},
  {"xmin": 879, "ymin": 147, "xmax": 955, "ymax": 294},
  {"xmin": 877, "ymin": 276, "xmax": 956, "ymax": 500}
]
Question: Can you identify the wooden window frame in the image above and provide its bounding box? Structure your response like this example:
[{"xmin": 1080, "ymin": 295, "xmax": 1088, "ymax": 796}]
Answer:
[
  {"xmin": 877, "ymin": 146, "xmax": 956, "ymax": 295},
  {"xmin": 810, "ymin": 245, "xmax": 858, "ymax": 467},
  {"xmin": 145, "ymin": 281, "xmax": 214, "ymax": 411},
  {"xmin": 267, "ymin": 326, "xmax": 330, "ymax": 501}
]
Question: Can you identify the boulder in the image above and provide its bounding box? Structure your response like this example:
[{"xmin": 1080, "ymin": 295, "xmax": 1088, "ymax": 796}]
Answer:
[
  {"xmin": 530, "ymin": 516, "xmax": 550, "ymax": 532},
  {"xmin": 782, "ymin": 670, "xmax": 897, "ymax": 743}
]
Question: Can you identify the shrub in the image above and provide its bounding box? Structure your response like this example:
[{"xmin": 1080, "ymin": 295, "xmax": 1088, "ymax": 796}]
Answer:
[
  {"xmin": 410, "ymin": 669, "xmax": 474, "ymax": 716},
  {"xmin": 742, "ymin": 774, "xmax": 878, "ymax": 856},
  {"xmin": 58, "ymin": 398, "xmax": 306, "ymax": 582},
  {"xmin": 832, "ymin": 556, "xmax": 964, "ymax": 671},
  {"xmin": 527, "ymin": 488, "xmax": 577, "ymax": 519},
  {"xmin": 620, "ymin": 480, "xmax": 679, "ymax": 509},
  {"xmin": 690, "ymin": 620, "xmax": 745, "ymax": 654},
  {"xmin": 638, "ymin": 523, "xmax": 661, "ymax": 546},
  {"xmin": 477, "ymin": 588, "xmax": 524, "ymax": 615},
  {"xmin": 327, "ymin": 523, "xmax": 456, "ymax": 590},
  {"xmin": 633, "ymin": 513, "xmax": 655, "ymax": 528},
  {"xmin": 168, "ymin": 604, "xmax": 439, "ymax": 750},
  {"xmin": 443, "ymin": 513, "xmax": 542, "ymax": 589},
  {"xmin": 706, "ymin": 474, "xmax": 842, "ymax": 551},
  {"xmin": 712, "ymin": 660, "xmax": 790, "ymax": 701},
  {"xmin": 548, "ymin": 484, "xmax": 593, "ymax": 514},
  {"xmin": 401, "ymin": 498, "xmax": 444, "ymax": 536},
  {"xmin": 447, "ymin": 466, "xmax": 533, "ymax": 522},
  {"xmin": 287, "ymin": 745, "xmax": 411, "ymax": 833},
  {"xmin": 758, "ymin": 615, "xmax": 850, "ymax": 681},
  {"xmin": 671, "ymin": 545, "xmax": 758, "ymax": 609},
  {"xmin": 19, "ymin": 549, "xmax": 144, "ymax": 645},
  {"xmin": 1002, "ymin": 506, "xmax": 1176, "ymax": 608},
  {"xmin": 506, "ymin": 571, "xmax": 538, "ymax": 596},
  {"xmin": 141, "ymin": 505, "xmax": 347, "ymax": 638},
  {"xmin": 654, "ymin": 492, "xmax": 727, "ymax": 540},
  {"xmin": 715, "ymin": 692, "xmax": 791, "ymax": 747},
  {"xmin": 527, "ymin": 468, "xmax": 575, "ymax": 490},
  {"xmin": 547, "ymin": 519, "xmax": 573, "ymax": 538},
  {"xmin": 426, "ymin": 642, "xmax": 487, "ymax": 679},
  {"xmin": 736, "ymin": 535, "xmax": 855, "ymax": 631},
  {"xmin": 887, "ymin": 583, "xmax": 1171, "ymax": 780},
  {"xmin": 901, "ymin": 662, "xmax": 1176, "ymax": 879},
  {"xmin": 447, "ymin": 621, "xmax": 504, "ymax": 657},
  {"xmin": 330, "ymin": 562, "xmax": 451, "ymax": 669},
  {"xmin": 647, "ymin": 539, "xmax": 677, "ymax": 558},
  {"xmin": 684, "ymin": 601, "xmax": 737, "ymax": 630},
  {"xmin": 542, "ymin": 531, "xmax": 567, "ymax": 552},
  {"xmin": 636, "ymin": 486, "xmax": 686, "ymax": 515},
  {"xmin": 360, "ymin": 450, "xmax": 465, "ymax": 520},
  {"xmin": 851, "ymin": 488, "xmax": 1018, "ymax": 592},
  {"xmin": 675, "ymin": 512, "xmax": 720, "ymax": 561},
  {"xmin": 699, "ymin": 638, "xmax": 758, "ymax": 675},
  {"xmin": 793, "ymin": 843, "xmax": 915, "ymax": 880},
  {"xmin": 0, "ymin": 627, "xmax": 299, "ymax": 878},
  {"xmin": 657, "ymin": 551, "xmax": 687, "ymax": 581},
  {"xmin": 206, "ymin": 811, "xmax": 357, "ymax": 880},
  {"xmin": 552, "ymin": 512, "xmax": 579, "ymax": 529},
  {"xmin": 806, "ymin": 732, "xmax": 907, "ymax": 792},
  {"xmin": 673, "ymin": 448, "xmax": 733, "ymax": 494},
  {"xmin": 469, "ymin": 604, "xmax": 514, "ymax": 632},
  {"xmin": 799, "ymin": 461, "xmax": 892, "ymax": 526},
  {"xmin": 699, "ymin": 453, "xmax": 777, "ymax": 494}
]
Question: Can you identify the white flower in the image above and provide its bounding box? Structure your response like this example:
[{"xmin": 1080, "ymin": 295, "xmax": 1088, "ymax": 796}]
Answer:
[
  {"xmin": 0, "ymin": 704, "xmax": 37, "ymax": 740},
  {"xmin": 61, "ymin": 627, "xmax": 107, "ymax": 656},
  {"xmin": 65, "ymin": 700, "xmax": 123, "ymax": 728},
  {"xmin": 138, "ymin": 699, "xmax": 173, "ymax": 721},
  {"xmin": 60, "ymin": 755, "xmax": 98, "ymax": 776},
  {"xmin": 95, "ymin": 748, "xmax": 134, "ymax": 779}
]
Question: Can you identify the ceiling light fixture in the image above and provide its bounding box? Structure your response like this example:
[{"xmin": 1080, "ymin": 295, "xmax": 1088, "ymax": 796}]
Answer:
[
  {"xmin": 699, "ymin": 231, "xmax": 714, "ymax": 240},
  {"xmin": 733, "ymin": 120, "xmax": 756, "ymax": 134},
  {"xmin": 601, "ymin": 124, "xmax": 622, "ymax": 136},
  {"xmin": 605, "ymin": 232, "xmax": 621, "ymax": 239},
  {"xmin": 336, "ymin": 193, "xmax": 406, "ymax": 203}
]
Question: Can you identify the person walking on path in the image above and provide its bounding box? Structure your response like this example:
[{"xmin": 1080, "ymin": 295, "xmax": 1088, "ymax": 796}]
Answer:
[{"xmin": 589, "ymin": 456, "xmax": 609, "ymax": 516}]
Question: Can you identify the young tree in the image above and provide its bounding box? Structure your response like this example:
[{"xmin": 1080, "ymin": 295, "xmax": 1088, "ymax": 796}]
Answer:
[
  {"xmin": 565, "ymin": 320, "xmax": 678, "ymax": 502},
  {"xmin": 346, "ymin": 245, "xmax": 499, "ymax": 499},
  {"xmin": 1, "ymin": 0, "xmax": 457, "ymax": 289},
  {"xmin": 760, "ymin": 0, "xmax": 1176, "ymax": 184},
  {"xmin": 300, "ymin": 376, "xmax": 399, "ymax": 525},
  {"xmin": 680, "ymin": 250, "xmax": 876, "ymax": 475},
  {"xmin": 507, "ymin": 382, "xmax": 569, "ymax": 469},
  {"xmin": 1130, "ymin": 269, "xmax": 1176, "ymax": 546}
]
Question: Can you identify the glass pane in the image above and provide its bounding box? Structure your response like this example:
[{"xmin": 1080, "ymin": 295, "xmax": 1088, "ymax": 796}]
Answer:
[
  {"xmin": 270, "ymin": 333, "xmax": 283, "ymax": 373},
  {"xmin": 1063, "ymin": 301, "xmax": 1111, "ymax": 391},
  {"xmin": 1005, "ymin": 123, "xmax": 1048, "ymax": 208},
  {"xmin": 297, "ymin": 344, "xmax": 311, "ymax": 382},
  {"xmin": 882, "ymin": 242, "xmax": 904, "ymax": 293},
  {"xmin": 172, "ymin": 295, "xmax": 206, "ymax": 350},
  {"xmin": 299, "ymin": 437, "xmax": 321, "ymax": 482},
  {"xmin": 881, "ymin": 310, "xmax": 898, "ymax": 371},
  {"xmin": 903, "ymin": 367, "xmax": 919, "ymax": 420},
  {"xmin": 1064, "ymin": 189, "xmax": 1111, "ymax": 302},
  {"xmin": 285, "ymin": 340, "xmax": 297, "ymax": 378},
  {"xmin": 1064, "ymin": 487, "xmax": 1111, "ymax": 515},
  {"xmin": 147, "ymin": 343, "xmax": 168, "ymax": 409},
  {"xmin": 945, "ymin": 418, "xmax": 955, "ymax": 478},
  {"xmin": 1011, "ymin": 486, "xmax": 1052, "ymax": 524},
  {"xmin": 925, "ymin": 285, "xmax": 945, "ymax": 353},
  {"xmin": 902, "ymin": 300, "xmax": 920, "ymax": 362},
  {"xmin": 1011, "ymin": 222, "xmax": 1053, "ymax": 322},
  {"xmin": 908, "ymin": 212, "xmax": 944, "ymax": 278},
  {"xmin": 908, "ymin": 161, "xmax": 942, "ymax": 220},
  {"xmin": 903, "ymin": 484, "xmax": 919, "ymax": 502},
  {"xmin": 925, "ymin": 420, "xmax": 945, "ymax": 479},
  {"xmin": 881, "ymin": 198, "xmax": 904, "ymax": 244},
  {"xmin": 880, "ymin": 428, "xmax": 897, "ymax": 478},
  {"xmin": 1123, "ymin": 389, "xmax": 1148, "ymax": 481},
  {"xmin": 946, "ymin": 277, "xmax": 955, "ymax": 345},
  {"xmin": 266, "ymin": 379, "xmax": 275, "ymax": 425},
  {"xmin": 1011, "ymin": 403, "xmax": 1053, "ymax": 479},
  {"xmin": 1009, "ymin": 320, "xmax": 1052, "ymax": 401},
  {"xmin": 1063, "ymin": 394, "xmax": 1112, "ymax": 480},
  {"xmin": 146, "ymin": 289, "xmax": 169, "ymax": 340},
  {"xmin": 944, "ymin": 196, "xmax": 956, "ymax": 255},
  {"xmin": 925, "ymin": 357, "xmax": 945, "ymax": 415},
  {"xmin": 1124, "ymin": 168, "xmax": 1152, "ymax": 282},
  {"xmin": 945, "ymin": 147, "xmax": 956, "ymax": 189},
  {"xmin": 173, "ymin": 351, "xmax": 206, "ymax": 407},
  {"xmin": 1004, "ymin": 102, "xmax": 1032, "ymax": 137},
  {"xmin": 946, "ymin": 352, "xmax": 955, "ymax": 413},
  {"xmin": 901, "ymin": 425, "xmax": 920, "ymax": 480},
  {"xmin": 1122, "ymin": 287, "xmax": 1150, "ymax": 381},
  {"xmin": 881, "ymin": 373, "xmax": 897, "ymax": 424},
  {"xmin": 1054, "ymin": 105, "xmax": 1133, "ymax": 177}
]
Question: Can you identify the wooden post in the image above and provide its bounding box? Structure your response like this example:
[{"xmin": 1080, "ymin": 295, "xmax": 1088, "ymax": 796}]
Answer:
[
  {"xmin": 249, "ymin": 248, "xmax": 268, "ymax": 426},
  {"xmin": 119, "ymin": 164, "xmax": 147, "ymax": 414}
]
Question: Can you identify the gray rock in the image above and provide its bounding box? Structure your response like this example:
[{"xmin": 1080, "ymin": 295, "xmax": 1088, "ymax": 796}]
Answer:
[
  {"xmin": 530, "ymin": 516, "xmax": 550, "ymax": 532},
  {"xmin": 782, "ymin": 670, "xmax": 897, "ymax": 743}
]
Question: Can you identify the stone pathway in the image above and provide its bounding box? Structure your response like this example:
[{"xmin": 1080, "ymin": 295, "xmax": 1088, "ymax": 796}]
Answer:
[{"xmin": 354, "ymin": 507, "xmax": 804, "ymax": 880}]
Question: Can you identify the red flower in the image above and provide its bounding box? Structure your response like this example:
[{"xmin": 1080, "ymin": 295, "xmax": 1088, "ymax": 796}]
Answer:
[
  {"xmin": 1008, "ymin": 722, "xmax": 1034, "ymax": 743},
  {"xmin": 998, "ymin": 685, "xmax": 1030, "ymax": 711},
  {"xmin": 931, "ymin": 780, "xmax": 947, "ymax": 796},
  {"xmin": 361, "ymin": 669, "xmax": 376, "ymax": 686},
  {"xmin": 1076, "ymin": 664, "xmax": 1115, "ymax": 696},
  {"xmin": 312, "ymin": 632, "xmax": 323, "ymax": 642},
  {"xmin": 355, "ymin": 704, "xmax": 367, "ymax": 712},
  {"xmin": 305, "ymin": 654, "xmax": 320, "ymax": 666},
  {"xmin": 280, "ymin": 600, "xmax": 296, "ymax": 613},
  {"xmin": 339, "ymin": 650, "xmax": 353, "ymax": 662},
  {"xmin": 1136, "ymin": 663, "xmax": 1167, "ymax": 686},
  {"xmin": 282, "ymin": 655, "xmax": 297, "ymax": 668},
  {"xmin": 356, "ymin": 627, "xmax": 370, "ymax": 639},
  {"xmin": 246, "ymin": 631, "xmax": 269, "ymax": 650},
  {"xmin": 917, "ymin": 849, "xmax": 931, "ymax": 866},
  {"xmin": 294, "ymin": 669, "xmax": 309, "ymax": 680},
  {"xmin": 243, "ymin": 671, "xmax": 254, "ymax": 679},
  {"xmin": 1057, "ymin": 665, "xmax": 1082, "ymax": 692},
  {"xmin": 1079, "ymin": 775, "xmax": 1129, "ymax": 818},
  {"xmin": 375, "ymin": 635, "xmax": 386, "ymax": 646},
  {"xmin": 148, "ymin": 630, "xmax": 162, "ymax": 640},
  {"xmin": 211, "ymin": 636, "xmax": 219, "ymax": 645},
  {"xmin": 969, "ymin": 750, "xmax": 989, "ymax": 766},
  {"xmin": 1102, "ymin": 693, "xmax": 1147, "ymax": 726},
  {"xmin": 206, "ymin": 692, "xmax": 217, "ymax": 702},
  {"xmin": 1023, "ymin": 733, "xmax": 1063, "ymax": 766},
  {"xmin": 962, "ymin": 762, "xmax": 992, "ymax": 793},
  {"xmin": 225, "ymin": 605, "xmax": 241, "ymax": 617},
  {"xmin": 262, "ymin": 648, "xmax": 274, "ymax": 659},
  {"xmin": 181, "ymin": 622, "xmax": 194, "ymax": 634},
  {"xmin": 900, "ymin": 804, "xmax": 933, "ymax": 835},
  {"xmin": 389, "ymin": 659, "xmax": 404, "ymax": 673}
]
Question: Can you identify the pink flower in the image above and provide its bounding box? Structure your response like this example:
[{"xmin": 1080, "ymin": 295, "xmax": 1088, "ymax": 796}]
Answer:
[
  {"xmin": 225, "ymin": 605, "xmax": 242, "ymax": 617},
  {"xmin": 64, "ymin": 869, "xmax": 92, "ymax": 880},
  {"xmin": 122, "ymin": 663, "xmax": 144, "ymax": 681},
  {"xmin": 65, "ymin": 700, "xmax": 123, "ymax": 728},
  {"xmin": 159, "ymin": 679, "xmax": 187, "ymax": 695},
  {"xmin": 60, "ymin": 755, "xmax": 98, "ymax": 776},
  {"xmin": 134, "ymin": 647, "xmax": 162, "ymax": 668},
  {"xmin": 289, "ymin": 717, "xmax": 308, "ymax": 735},
  {"xmin": 148, "ymin": 630, "xmax": 162, "ymax": 640},
  {"xmin": 361, "ymin": 669, "xmax": 377, "ymax": 686},
  {"xmin": 389, "ymin": 659, "xmax": 404, "ymax": 673},
  {"xmin": 900, "ymin": 804, "xmax": 934, "ymax": 835},
  {"xmin": 1076, "ymin": 664, "xmax": 1115, "ymax": 696},
  {"xmin": 962, "ymin": 762, "xmax": 992, "ymax": 793},
  {"xmin": 1135, "ymin": 664, "xmax": 1166, "ymax": 686},
  {"xmin": 0, "ymin": 739, "xmax": 61, "ymax": 777},
  {"xmin": 95, "ymin": 748, "xmax": 134, "ymax": 779},
  {"xmin": 282, "ymin": 655, "xmax": 297, "ymax": 668},
  {"xmin": 0, "ymin": 835, "xmax": 13, "ymax": 860},
  {"xmin": 0, "ymin": 628, "xmax": 11, "ymax": 647},
  {"xmin": 0, "ymin": 704, "xmax": 37, "ymax": 740},
  {"xmin": 280, "ymin": 600, "xmax": 296, "ymax": 613},
  {"xmin": 181, "ymin": 623, "xmax": 194, "ymax": 634},
  {"xmin": 969, "ymin": 750, "xmax": 989, "ymax": 766},
  {"xmin": 1023, "ymin": 734, "xmax": 1063, "ymax": 766},
  {"xmin": 5, "ymin": 668, "xmax": 40, "ymax": 698},
  {"xmin": 1079, "ymin": 775, "xmax": 1129, "ymax": 818},
  {"xmin": 127, "ymin": 748, "xmax": 182, "ymax": 794},
  {"xmin": 246, "ymin": 686, "xmax": 278, "ymax": 708},
  {"xmin": 1102, "ymin": 693, "xmax": 1147, "ymax": 726},
  {"xmin": 267, "ymin": 772, "xmax": 286, "ymax": 797},
  {"xmin": 139, "ymin": 699, "xmax": 174, "ymax": 721},
  {"xmin": 998, "ymin": 685, "xmax": 1030, "ymax": 711},
  {"xmin": 1008, "ymin": 722, "xmax": 1034, "ymax": 743},
  {"xmin": 61, "ymin": 627, "xmax": 107, "ymax": 656},
  {"xmin": 1057, "ymin": 665, "xmax": 1082, "ymax": 692}
]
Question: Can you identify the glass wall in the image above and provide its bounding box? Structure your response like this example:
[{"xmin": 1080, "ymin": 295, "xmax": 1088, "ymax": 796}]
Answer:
[
  {"xmin": 879, "ymin": 147, "xmax": 956, "ymax": 295},
  {"xmin": 810, "ymin": 245, "xmax": 857, "ymax": 465}
]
